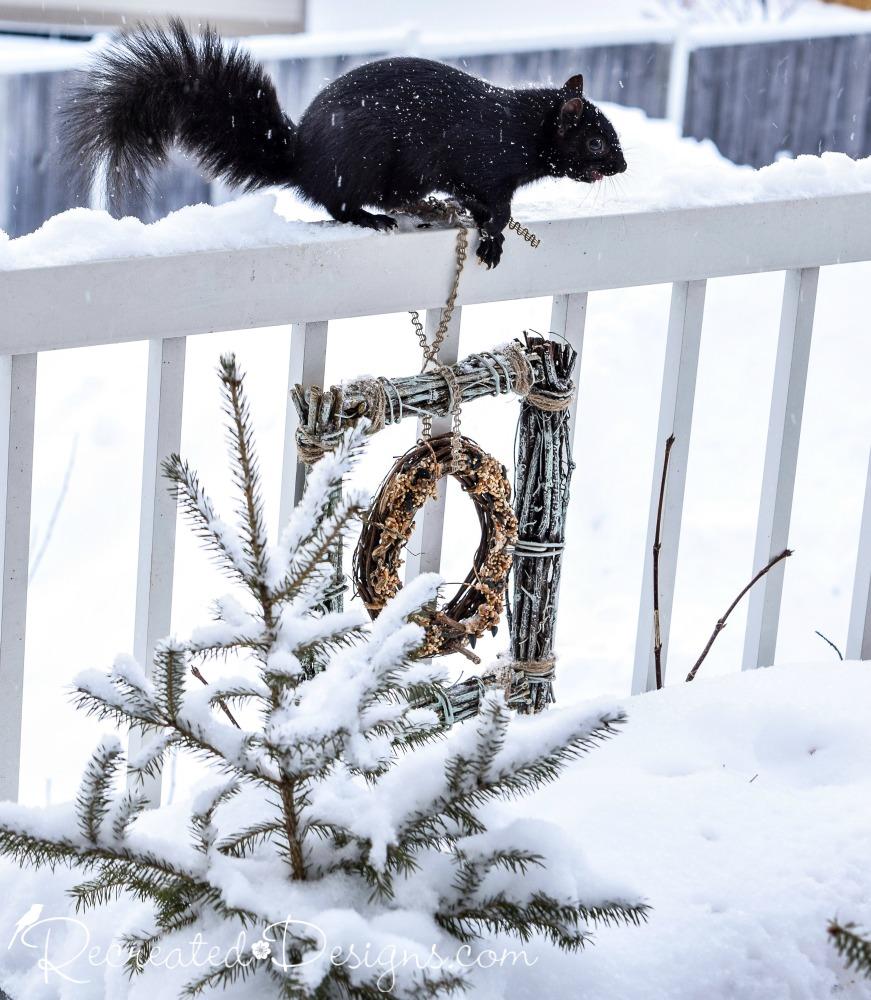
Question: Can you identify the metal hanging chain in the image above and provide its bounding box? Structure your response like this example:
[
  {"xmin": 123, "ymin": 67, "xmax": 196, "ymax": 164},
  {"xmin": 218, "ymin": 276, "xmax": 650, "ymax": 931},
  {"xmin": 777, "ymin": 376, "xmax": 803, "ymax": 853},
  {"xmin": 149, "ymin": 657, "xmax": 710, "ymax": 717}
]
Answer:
[
  {"xmin": 409, "ymin": 223, "xmax": 469, "ymax": 470},
  {"xmin": 409, "ymin": 224, "xmax": 469, "ymax": 377},
  {"xmin": 507, "ymin": 218, "xmax": 541, "ymax": 247},
  {"xmin": 407, "ymin": 199, "xmax": 540, "ymax": 471}
]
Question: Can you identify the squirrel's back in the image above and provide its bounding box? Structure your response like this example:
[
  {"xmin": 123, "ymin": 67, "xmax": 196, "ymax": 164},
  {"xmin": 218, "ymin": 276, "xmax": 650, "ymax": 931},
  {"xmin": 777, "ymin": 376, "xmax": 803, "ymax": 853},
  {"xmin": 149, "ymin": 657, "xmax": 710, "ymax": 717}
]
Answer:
[{"xmin": 292, "ymin": 57, "xmax": 543, "ymax": 211}]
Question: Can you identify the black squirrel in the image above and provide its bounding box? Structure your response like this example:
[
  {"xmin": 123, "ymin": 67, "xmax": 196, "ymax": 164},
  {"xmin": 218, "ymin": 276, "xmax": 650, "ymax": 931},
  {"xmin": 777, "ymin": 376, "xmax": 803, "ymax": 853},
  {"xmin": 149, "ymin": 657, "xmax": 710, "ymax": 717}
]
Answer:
[{"xmin": 63, "ymin": 20, "xmax": 627, "ymax": 268}]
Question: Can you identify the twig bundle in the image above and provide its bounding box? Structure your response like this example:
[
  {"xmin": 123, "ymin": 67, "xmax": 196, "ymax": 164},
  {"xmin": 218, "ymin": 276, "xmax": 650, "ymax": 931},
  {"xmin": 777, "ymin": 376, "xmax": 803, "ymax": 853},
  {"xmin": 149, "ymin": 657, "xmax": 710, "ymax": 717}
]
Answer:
[
  {"xmin": 354, "ymin": 434, "xmax": 517, "ymax": 661},
  {"xmin": 290, "ymin": 344, "xmax": 544, "ymax": 462},
  {"xmin": 508, "ymin": 335, "xmax": 577, "ymax": 712}
]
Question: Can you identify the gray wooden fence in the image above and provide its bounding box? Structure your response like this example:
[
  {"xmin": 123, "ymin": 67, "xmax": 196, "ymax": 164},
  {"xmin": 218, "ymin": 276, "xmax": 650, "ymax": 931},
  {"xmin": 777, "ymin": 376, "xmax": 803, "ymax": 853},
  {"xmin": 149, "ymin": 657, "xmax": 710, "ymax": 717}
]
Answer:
[
  {"xmin": 684, "ymin": 33, "xmax": 871, "ymax": 166},
  {"xmin": 2, "ymin": 30, "xmax": 870, "ymax": 238}
]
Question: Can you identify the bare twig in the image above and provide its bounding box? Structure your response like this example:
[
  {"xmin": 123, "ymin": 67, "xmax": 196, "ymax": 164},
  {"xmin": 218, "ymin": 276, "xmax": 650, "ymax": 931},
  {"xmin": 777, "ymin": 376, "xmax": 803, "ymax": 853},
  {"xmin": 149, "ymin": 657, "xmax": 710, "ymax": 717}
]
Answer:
[
  {"xmin": 685, "ymin": 548, "xmax": 793, "ymax": 682},
  {"xmin": 814, "ymin": 630, "xmax": 844, "ymax": 661},
  {"xmin": 653, "ymin": 435, "xmax": 676, "ymax": 690},
  {"xmin": 190, "ymin": 665, "xmax": 241, "ymax": 729},
  {"xmin": 29, "ymin": 435, "xmax": 78, "ymax": 582}
]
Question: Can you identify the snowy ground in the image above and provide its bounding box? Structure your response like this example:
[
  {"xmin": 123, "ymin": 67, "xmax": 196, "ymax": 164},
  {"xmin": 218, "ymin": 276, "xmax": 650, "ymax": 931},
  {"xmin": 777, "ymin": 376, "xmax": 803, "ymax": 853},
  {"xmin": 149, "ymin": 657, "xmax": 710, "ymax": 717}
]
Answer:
[
  {"xmin": 1, "ymin": 106, "xmax": 870, "ymax": 996},
  {"xmin": 1, "ymin": 664, "xmax": 869, "ymax": 999}
]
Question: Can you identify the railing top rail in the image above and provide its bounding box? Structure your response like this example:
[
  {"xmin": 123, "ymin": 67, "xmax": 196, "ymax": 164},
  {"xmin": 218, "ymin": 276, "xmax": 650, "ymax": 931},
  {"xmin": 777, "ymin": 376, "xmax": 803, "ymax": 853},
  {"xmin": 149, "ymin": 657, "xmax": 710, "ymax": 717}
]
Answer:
[{"xmin": 3, "ymin": 191, "xmax": 871, "ymax": 355}]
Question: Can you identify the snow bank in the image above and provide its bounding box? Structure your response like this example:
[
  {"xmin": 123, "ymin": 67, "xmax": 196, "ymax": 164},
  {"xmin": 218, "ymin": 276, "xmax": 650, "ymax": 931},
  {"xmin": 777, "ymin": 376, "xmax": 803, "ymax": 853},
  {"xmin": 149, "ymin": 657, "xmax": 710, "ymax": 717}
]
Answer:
[
  {"xmin": 519, "ymin": 660, "xmax": 871, "ymax": 1000},
  {"xmin": 1, "ymin": 661, "xmax": 869, "ymax": 998},
  {"xmin": 4, "ymin": 105, "xmax": 871, "ymax": 271}
]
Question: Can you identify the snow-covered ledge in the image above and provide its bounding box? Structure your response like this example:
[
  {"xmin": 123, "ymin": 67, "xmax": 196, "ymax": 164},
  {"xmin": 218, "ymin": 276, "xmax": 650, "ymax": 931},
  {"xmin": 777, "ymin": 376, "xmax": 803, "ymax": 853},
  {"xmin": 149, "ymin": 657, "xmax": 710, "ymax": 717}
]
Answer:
[{"xmin": 0, "ymin": 187, "xmax": 869, "ymax": 356}]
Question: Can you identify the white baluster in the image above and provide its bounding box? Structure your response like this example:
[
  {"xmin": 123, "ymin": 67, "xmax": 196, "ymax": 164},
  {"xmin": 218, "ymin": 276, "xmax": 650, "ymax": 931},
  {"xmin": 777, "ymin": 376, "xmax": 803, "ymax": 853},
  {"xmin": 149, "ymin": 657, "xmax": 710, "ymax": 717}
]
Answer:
[
  {"xmin": 279, "ymin": 321, "xmax": 329, "ymax": 528},
  {"xmin": 129, "ymin": 338, "xmax": 186, "ymax": 806},
  {"xmin": 847, "ymin": 447, "xmax": 871, "ymax": 661},
  {"xmin": 405, "ymin": 307, "xmax": 463, "ymax": 582},
  {"xmin": 0, "ymin": 354, "xmax": 37, "ymax": 803},
  {"xmin": 632, "ymin": 280, "xmax": 707, "ymax": 694},
  {"xmin": 742, "ymin": 268, "xmax": 818, "ymax": 670},
  {"xmin": 549, "ymin": 293, "xmax": 588, "ymax": 454}
]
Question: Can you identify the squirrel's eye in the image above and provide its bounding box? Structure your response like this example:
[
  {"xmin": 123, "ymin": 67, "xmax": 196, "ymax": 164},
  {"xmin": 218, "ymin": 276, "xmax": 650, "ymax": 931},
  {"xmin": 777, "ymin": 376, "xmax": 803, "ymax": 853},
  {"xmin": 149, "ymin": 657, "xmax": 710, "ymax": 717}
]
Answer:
[{"xmin": 587, "ymin": 136, "xmax": 606, "ymax": 154}]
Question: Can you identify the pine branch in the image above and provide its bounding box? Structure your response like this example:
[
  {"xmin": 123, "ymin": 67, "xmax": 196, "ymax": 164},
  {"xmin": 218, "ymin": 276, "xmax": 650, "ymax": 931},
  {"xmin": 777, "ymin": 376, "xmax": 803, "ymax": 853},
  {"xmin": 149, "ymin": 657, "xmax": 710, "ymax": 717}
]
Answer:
[
  {"xmin": 400, "ymin": 703, "xmax": 627, "ymax": 850},
  {"xmin": 109, "ymin": 790, "xmax": 150, "ymax": 842},
  {"xmin": 162, "ymin": 453, "xmax": 252, "ymax": 585},
  {"xmin": 271, "ymin": 496, "xmax": 364, "ymax": 605},
  {"xmin": 76, "ymin": 737, "xmax": 124, "ymax": 844},
  {"xmin": 73, "ymin": 669, "xmax": 162, "ymax": 731},
  {"xmin": 438, "ymin": 892, "xmax": 649, "ymax": 950},
  {"xmin": 216, "ymin": 819, "xmax": 284, "ymax": 858},
  {"xmin": 127, "ymin": 733, "xmax": 180, "ymax": 784},
  {"xmin": 190, "ymin": 780, "xmax": 240, "ymax": 853},
  {"xmin": 218, "ymin": 354, "xmax": 271, "ymax": 590},
  {"xmin": 69, "ymin": 862, "xmax": 171, "ymax": 913},
  {"xmin": 451, "ymin": 847, "xmax": 545, "ymax": 900},
  {"xmin": 180, "ymin": 945, "xmax": 271, "ymax": 996},
  {"xmin": 154, "ymin": 640, "xmax": 188, "ymax": 721},
  {"xmin": 830, "ymin": 920, "xmax": 871, "ymax": 978},
  {"xmin": 121, "ymin": 908, "xmax": 200, "ymax": 978},
  {"xmin": 0, "ymin": 823, "xmax": 203, "ymax": 884}
]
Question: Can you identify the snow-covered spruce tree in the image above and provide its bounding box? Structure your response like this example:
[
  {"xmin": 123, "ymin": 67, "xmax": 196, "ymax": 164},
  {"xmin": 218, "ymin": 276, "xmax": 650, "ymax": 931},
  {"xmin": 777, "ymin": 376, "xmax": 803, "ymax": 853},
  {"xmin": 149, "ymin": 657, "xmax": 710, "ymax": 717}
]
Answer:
[{"xmin": 0, "ymin": 355, "xmax": 646, "ymax": 998}]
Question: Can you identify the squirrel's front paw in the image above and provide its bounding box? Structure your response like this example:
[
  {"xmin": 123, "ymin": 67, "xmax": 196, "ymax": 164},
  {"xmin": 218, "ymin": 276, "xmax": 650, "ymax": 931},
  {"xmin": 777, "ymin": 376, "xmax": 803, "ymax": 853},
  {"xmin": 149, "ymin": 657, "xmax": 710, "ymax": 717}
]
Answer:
[{"xmin": 476, "ymin": 232, "xmax": 504, "ymax": 269}]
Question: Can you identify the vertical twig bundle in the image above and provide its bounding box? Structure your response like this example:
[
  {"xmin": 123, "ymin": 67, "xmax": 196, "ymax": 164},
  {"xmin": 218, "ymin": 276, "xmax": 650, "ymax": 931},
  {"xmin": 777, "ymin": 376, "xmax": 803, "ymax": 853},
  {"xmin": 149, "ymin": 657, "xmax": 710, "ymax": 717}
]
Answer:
[{"xmin": 509, "ymin": 335, "xmax": 577, "ymax": 712}]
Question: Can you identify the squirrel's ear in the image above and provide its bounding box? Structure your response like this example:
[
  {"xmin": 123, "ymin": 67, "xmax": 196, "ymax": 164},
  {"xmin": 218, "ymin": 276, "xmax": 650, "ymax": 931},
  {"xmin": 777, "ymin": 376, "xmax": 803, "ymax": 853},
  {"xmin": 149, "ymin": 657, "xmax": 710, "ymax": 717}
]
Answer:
[
  {"xmin": 564, "ymin": 73, "xmax": 584, "ymax": 94},
  {"xmin": 558, "ymin": 97, "xmax": 584, "ymax": 136}
]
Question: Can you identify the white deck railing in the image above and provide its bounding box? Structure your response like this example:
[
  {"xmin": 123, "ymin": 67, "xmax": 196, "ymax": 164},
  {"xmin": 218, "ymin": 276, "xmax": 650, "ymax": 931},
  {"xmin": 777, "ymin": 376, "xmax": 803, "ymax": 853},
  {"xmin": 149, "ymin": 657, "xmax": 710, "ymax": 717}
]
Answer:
[{"xmin": 2, "ymin": 193, "xmax": 871, "ymax": 802}]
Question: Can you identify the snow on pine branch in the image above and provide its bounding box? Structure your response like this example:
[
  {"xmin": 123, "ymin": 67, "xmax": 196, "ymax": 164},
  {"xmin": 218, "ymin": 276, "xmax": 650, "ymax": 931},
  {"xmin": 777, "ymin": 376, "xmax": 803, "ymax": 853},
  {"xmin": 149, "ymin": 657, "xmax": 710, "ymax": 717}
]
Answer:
[{"xmin": 268, "ymin": 418, "xmax": 370, "ymax": 592}]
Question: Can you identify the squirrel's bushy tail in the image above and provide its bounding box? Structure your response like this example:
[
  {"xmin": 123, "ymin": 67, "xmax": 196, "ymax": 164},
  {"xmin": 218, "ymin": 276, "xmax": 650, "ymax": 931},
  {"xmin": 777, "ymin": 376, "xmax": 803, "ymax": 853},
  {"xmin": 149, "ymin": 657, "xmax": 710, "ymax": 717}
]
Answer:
[{"xmin": 63, "ymin": 19, "xmax": 296, "ymax": 206}]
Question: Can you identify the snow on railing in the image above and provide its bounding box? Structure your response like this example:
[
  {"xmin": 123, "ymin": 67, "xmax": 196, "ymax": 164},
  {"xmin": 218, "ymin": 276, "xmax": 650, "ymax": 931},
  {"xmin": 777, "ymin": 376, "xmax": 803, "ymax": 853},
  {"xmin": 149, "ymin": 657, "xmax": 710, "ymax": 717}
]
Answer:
[{"xmin": 2, "ymin": 192, "xmax": 871, "ymax": 802}]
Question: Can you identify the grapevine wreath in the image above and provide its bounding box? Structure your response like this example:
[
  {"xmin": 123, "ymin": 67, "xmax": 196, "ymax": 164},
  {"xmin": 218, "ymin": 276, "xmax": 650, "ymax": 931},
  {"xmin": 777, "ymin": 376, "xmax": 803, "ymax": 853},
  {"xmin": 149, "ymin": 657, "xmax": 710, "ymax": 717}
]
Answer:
[{"xmin": 353, "ymin": 432, "xmax": 518, "ymax": 661}]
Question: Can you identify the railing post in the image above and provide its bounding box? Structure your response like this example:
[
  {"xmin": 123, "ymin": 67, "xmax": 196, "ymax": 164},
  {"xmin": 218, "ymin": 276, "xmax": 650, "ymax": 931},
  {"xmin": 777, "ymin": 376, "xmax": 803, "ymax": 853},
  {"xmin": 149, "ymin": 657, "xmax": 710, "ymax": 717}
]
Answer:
[
  {"xmin": 632, "ymin": 280, "xmax": 706, "ymax": 694},
  {"xmin": 0, "ymin": 354, "xmax": 37, "ymax": 803},
  {"xmin": 742, "ymin": 267, "xmax": 818, "ymax": 670},
  {"xmin": 405, "ymin": 307, "xmax": 463, "ymax": 582},
  {"xmin": 129, "ymin": 337, "xmax": 186, "ymax": 807},
  {"xmin": 279, "ymin": 321, "xmax": 329, "ymax": 527},
  {"xmin": 847, "ymin": 448, "xmax": 871, "ymax": 660}
]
